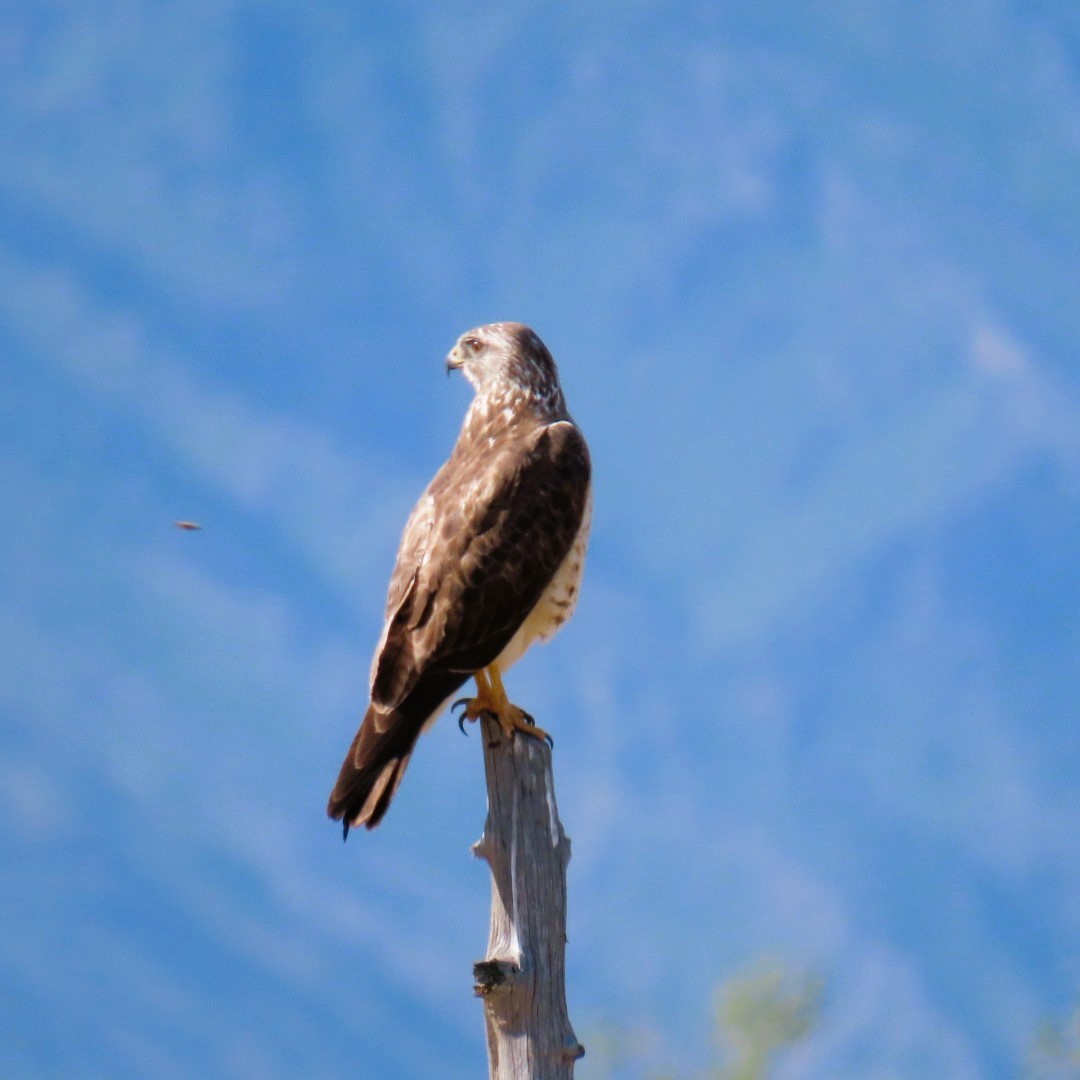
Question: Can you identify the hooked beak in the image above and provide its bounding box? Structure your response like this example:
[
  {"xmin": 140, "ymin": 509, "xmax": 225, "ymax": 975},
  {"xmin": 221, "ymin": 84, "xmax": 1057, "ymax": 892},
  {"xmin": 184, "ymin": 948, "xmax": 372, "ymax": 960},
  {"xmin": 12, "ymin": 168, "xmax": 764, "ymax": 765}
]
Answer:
[{"xmin": 445, "ymin": 347, "xmax": 465, "ymax": 376}]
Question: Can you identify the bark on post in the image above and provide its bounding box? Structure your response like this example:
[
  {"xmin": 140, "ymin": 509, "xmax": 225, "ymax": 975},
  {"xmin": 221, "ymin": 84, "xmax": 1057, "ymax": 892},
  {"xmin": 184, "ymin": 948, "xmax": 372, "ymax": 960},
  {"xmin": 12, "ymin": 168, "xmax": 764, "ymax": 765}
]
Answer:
[{"xmin": 472, "ymin": 713, "xmax": 584, "ymax": 1079}]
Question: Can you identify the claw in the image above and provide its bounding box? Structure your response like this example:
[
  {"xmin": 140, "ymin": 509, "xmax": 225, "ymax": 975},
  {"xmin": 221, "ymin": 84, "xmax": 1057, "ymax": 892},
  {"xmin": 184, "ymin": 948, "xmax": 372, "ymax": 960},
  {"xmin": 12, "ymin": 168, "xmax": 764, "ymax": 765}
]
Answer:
[
  {"xmin": 518, "ymin": 719, "xmax": 553, "ymax": 748},
  {"xmin": 451, "ymin": 686, "xmax": 550, "ymax": 747},
  {"xmin": 453, "ymin": 697, "xmax": 474, "ymax": 735},
  {"xmin": 515, "ymin": 709, "xmax": 551, "ymax": 746},
  {"xmin": 453, "ymin": 698, "xmax": 498, "ymax": 734}
]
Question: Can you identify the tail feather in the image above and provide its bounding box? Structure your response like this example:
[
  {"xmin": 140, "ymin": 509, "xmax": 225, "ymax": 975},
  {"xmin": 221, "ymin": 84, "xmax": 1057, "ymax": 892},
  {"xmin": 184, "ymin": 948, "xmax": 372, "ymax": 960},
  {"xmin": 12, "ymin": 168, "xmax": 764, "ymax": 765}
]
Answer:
[
  {"xmin": 327, "ymin": 707, "xmax": 414, "ymax": 834},
  {"xmin": 327, "ymin": 672, "xmax": 469, "ymax": 835}
]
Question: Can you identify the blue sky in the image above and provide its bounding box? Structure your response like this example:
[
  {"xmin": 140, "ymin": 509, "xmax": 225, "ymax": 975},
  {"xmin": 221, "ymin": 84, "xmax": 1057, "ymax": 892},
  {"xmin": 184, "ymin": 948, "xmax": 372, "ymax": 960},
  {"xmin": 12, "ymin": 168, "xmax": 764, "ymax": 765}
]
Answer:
[{"xmin": 1, "ymin": 2, "xmax": 1078, "ymax": 1077}]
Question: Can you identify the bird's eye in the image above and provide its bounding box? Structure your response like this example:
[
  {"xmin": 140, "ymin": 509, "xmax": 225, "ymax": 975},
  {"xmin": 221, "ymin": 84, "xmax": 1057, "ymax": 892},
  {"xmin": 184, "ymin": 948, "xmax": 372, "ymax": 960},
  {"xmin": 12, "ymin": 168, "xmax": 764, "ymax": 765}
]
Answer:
[{"xmin": 465, "ymin": 337, "xmax": 482, "ymax": 353}]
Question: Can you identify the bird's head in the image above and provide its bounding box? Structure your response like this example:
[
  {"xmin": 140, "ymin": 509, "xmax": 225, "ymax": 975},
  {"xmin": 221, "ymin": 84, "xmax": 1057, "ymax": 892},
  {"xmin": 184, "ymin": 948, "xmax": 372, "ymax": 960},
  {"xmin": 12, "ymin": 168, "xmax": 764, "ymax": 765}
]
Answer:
[{"xmin": 446, "ymin": 322, "xmax": 565, "ymax": 411}]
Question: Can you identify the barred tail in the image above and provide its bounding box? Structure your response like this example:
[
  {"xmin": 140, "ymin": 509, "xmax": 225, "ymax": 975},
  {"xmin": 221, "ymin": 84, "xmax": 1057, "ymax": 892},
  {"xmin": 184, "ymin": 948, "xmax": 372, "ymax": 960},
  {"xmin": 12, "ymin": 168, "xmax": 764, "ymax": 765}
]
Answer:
[{"xmin": 327, "ymin": 672, "xmax": 469, "ymax": 836}]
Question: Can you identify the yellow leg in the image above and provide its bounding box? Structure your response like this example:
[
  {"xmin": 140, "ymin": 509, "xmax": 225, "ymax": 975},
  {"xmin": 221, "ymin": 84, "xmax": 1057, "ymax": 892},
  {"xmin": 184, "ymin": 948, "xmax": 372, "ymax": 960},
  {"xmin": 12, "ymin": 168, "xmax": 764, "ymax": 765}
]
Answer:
[
  {"xmin": 452, "ymin": 664, "xmax": 552, "ymax": 745},
  {"xmin": 474, "ymin": 666, "xmax": 492, "ymax": 698}
]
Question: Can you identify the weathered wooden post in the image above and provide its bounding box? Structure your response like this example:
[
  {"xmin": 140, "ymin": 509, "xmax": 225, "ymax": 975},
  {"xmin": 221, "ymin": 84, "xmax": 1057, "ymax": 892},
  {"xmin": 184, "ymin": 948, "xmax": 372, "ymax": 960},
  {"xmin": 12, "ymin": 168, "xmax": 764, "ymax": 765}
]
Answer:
[{"xmin": 471, "ymin": 713, "xmax": 584, "ymax": 1079}]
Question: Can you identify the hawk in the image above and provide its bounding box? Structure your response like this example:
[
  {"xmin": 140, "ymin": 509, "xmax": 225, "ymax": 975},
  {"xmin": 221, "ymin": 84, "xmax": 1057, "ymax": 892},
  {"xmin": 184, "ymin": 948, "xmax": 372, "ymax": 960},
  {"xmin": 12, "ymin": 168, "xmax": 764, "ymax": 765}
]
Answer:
[{"xmin": 328, "ymin": 322, "xmax": 592, "ymax": 836}]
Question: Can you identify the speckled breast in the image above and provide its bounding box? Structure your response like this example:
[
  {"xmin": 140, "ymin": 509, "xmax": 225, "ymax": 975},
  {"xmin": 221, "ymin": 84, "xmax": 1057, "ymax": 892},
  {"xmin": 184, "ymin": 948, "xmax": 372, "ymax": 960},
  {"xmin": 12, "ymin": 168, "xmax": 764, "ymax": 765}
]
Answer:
[{"xmin": 495, "ymin": 487, "xmax": 593, "ymax": 673}]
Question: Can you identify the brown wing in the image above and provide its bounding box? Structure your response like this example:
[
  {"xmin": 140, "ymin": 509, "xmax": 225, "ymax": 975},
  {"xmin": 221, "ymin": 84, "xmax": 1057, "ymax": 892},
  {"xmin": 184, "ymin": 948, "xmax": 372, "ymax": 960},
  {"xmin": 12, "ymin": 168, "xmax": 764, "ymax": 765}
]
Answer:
[
  {"xmin": 328, "ymin": 417, "xmax": 590, "ymax": 834},
  {"xmin": 371, "ymin": 417, "xmax": 590, "ymax": 708}
]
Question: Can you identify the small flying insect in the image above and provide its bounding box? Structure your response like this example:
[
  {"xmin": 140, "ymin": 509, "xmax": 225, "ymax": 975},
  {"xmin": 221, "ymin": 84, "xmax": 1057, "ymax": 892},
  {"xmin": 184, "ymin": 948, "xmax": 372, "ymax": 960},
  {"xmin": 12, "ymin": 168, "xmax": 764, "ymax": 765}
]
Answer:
[{"xmin": 174, "ymin": 521, "xmax": 202, "ymax": 531}]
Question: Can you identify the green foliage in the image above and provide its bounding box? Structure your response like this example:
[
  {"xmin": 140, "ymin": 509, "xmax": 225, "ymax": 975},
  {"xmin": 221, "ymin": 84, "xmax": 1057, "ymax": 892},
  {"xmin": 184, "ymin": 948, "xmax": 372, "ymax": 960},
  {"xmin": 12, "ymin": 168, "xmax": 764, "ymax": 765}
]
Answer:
[
  {"xmin": 579, "ymin": 959, "xmax": 822, "ymax": 1080},
  {"xmin": 583, "ymin": 965, "xmax": 1080, "ymax": 1080},
  {"xmin": 1026, "ymin": 999, "xmax": 1080, "ymax": 1079},
  {"xmin": 710, "ymin": 961, "xmax": 823, "ymax": 1080}
]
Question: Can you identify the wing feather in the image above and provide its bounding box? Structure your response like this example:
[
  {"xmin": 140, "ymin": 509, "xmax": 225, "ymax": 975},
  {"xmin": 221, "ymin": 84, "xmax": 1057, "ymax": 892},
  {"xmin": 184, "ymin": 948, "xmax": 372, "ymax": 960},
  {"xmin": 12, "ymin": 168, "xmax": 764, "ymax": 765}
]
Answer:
[{"xmin": 370, "ymin": 418, "xmax": 590, "ymax": 711}]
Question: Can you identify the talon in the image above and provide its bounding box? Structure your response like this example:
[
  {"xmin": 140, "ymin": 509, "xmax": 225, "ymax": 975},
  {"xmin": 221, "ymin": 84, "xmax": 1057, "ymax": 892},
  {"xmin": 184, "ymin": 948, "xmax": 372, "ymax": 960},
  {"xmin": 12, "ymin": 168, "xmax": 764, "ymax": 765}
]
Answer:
[
  {"xmin": 507, "ymin": 704, "xmax": 551, "ymax": 746},
  {"xmin": 512, "ymin": 725, "xmax": 553, "ymax": 749},
  {"xmin": 454, "ymin": 667, "xmax": 553, "ymax": 748},
  {"xmin": 458, "ymin": 713, "xmax": 469, "ymax": 735}
]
